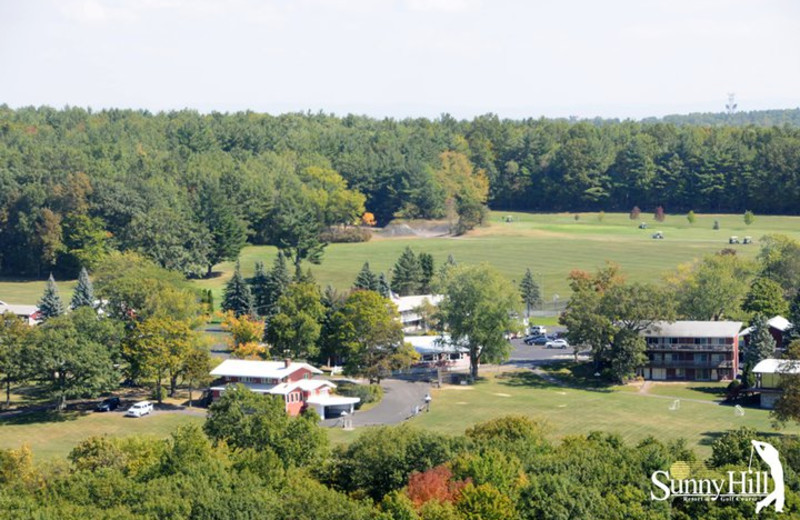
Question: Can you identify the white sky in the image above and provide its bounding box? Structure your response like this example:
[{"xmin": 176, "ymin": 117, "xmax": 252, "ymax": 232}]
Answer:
[{"xmin": 1, "ymin": 0, "xmax": 799, "ymax": 119}]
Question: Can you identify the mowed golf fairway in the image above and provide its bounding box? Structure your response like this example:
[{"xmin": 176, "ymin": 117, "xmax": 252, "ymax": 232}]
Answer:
[
  {"xmin": 3, "ymin": 211, "xmax": 800, "ymax": 305},
  {"xmin": 329, "ymin": 372, "xmax": 800, "ymax": 458}
]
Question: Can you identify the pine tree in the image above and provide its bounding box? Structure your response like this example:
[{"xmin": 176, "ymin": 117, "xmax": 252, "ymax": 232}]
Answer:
[
  {"xmin": 744, "ymin": 315, "xmax": 777, "ymax": 366},
  {"xmin": 419, "ymin": 253, "xmax": 435, "ymax": 293},
  {"xmin": 378, "ymin": 272, "xmax": 391, "ymax": 298},
  {"xmin": 519, "ymin": 268, "xmax": 542, "ymax": 317},
  {"xmin": 222, "ymin": 262, "xmax": 254, "ymax": 317},
  {"xmin": 262, "ymin": 252, "xmax": 291, "ymax": 319},
  {"xmin": 251, "ymin": 261, "xmax": 270, "ymax": 317},
  {"xmin": 391, "ymin": 247, "xmax": 422, "ymax": 296},
  {"xmin": 38, "ymin": 274, "xmax": 65, "ymax": 321},
  {"xmin": 353, "ymin": 262, "xmax": 378, "ymax": 291},
  {"xmin": 70, "ymin": 267, "xmax": 95, "ymax": 309}
]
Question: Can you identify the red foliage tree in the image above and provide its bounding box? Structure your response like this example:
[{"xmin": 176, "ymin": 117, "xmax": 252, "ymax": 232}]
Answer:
[
  {"xmin": 629, "ymin": 206, "xmax": 641, "ymax": 220},
  {"xmin": 654, "ymin": 205, "xmax": 665, "ymax": 222},
  {"xmin": 407, "ymin": 465, "xmax": 469, "ymax": 507}
]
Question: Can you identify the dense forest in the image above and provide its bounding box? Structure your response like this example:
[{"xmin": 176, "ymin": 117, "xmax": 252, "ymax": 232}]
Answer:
[{"xmin": 2, "ymin": 105, "xmax": 800, "ymax": 278}]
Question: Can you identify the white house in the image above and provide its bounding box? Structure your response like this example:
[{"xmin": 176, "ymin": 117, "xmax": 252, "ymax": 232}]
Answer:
[
  {"xmin": 405, "ymin": 335, "xmax": 470, "ymax": 371},
  {"xmin": 0, "ymin": 301, "xmax": 40, "ymax": 325},
  {"xmin": 391, "ymin": 294, "xmax": 443, "ymax": 332},
  {"xmin": 209, "ymin": 359, "xmax": 359, "ymax": 419},
  {"xmin": 752, "ymin": 358, "xmax": 800, "ymax": 409}
]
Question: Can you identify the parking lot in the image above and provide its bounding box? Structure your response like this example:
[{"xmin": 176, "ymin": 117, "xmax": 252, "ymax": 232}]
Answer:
[{"xmin": 507, "ymin": 327, "xmax": 591, "ymax": 363}]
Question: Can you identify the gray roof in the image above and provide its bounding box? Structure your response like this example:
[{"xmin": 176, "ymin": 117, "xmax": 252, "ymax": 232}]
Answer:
[
  {"xmin": 642, "ymin": 321, "xmax": 743, "ymax": 338},
  {"xmin": 753, "ymin": 358, "xmax": 800, "ymax": 375}
]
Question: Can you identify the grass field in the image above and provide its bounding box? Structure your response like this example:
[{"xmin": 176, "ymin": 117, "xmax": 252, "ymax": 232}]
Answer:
[
  {"xmin": 327, "ymin": 370, "xmax": 799, "ymax": 458},
  {"xmin": 0, "ymin": 410, "xmax": 203, "ymax": 461},
  {"xmin": 3, "ymin": 211, "xmax": 799, "ymax": 305}
]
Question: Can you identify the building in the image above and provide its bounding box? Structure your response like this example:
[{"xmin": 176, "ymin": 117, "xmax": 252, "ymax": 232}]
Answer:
[
  {"xmin": 209, "ymin": 359, "xmax": 359, "ymax": 419},
  {"xmin": 405, "ymin": 335, "xmax": 470, "ymax": 371},
  {"xmin": 752, "ymin": 358, "xmax": 800, "ymax": 409},
  {"xmin": 739, "ymin": 316, "xmax": 793, "ymax": 350},
  {"xmin": 639, "ymin": 321, "xmax": 742, "ymax": 381},
  {"xmin": 391, "ymin": 294, "xmax": 442, "ymax": 332},
  {"xmin": 0, "ymin": 301, "xmax": 40, "ymax": 325}
]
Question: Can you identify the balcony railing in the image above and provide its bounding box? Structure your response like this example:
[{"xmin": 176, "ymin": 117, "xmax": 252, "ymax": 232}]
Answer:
[
  {"xmin": 645, "ymin": 359, "xmax": 733, "ymax": 368},
  {"xmin": 646, "ymin": 344, "xmax": 732, "ymax": 352}
]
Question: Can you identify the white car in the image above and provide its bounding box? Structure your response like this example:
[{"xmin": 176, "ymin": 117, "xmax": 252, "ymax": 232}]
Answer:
[
  {"xmin": 545, "ymin": 339, "xmax": 569, "ymax": 349},
  {"xmin": 529, "ymin": 325, "xmax": 547, "ymax": 336},
  {"xmin": 125, "ymin": 401, "xmax": 154, "ymax": 417}
]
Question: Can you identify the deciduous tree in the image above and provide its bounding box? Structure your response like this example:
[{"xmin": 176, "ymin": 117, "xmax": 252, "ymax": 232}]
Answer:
[{"xmin": 266, "ymin": 282, "xmax": 324, "ymax": 360}]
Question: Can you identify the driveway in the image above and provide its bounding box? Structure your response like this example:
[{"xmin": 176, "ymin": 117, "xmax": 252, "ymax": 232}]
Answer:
[{"xmin": 322, "ymin": 378, "xmax": 431, "ymax": 428}]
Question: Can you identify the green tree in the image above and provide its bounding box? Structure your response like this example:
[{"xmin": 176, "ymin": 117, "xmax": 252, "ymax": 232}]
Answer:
[
  {"xmin": 687, "ymin": 210, "xmax": 696, "ymax": 224},
  {"xmin": 60, "ymin": 214, "xmax": 110, "ymax": 273},
  {"xmin": 435, "ymin": 151, "xmax": 489, "ymax": 235},
  {"xmin": 27, "ymin": 309, "xmax": 117, "ymax": 409},
  {"xmin": 0, "ymin": 313, "xmax": 31, "ymax": 408},
  {"xmin": 377, "ymin": 272, "xmax": 391, "ymax": 298},
  {"xmin": 608, "ymin": 329, "xmax": 648, "ymax": 383},
  {"xmin": 254, "ymin": 252, "xmax": 292, "ymax": 320},
  {"xmin": 456, "ymin": 482, "xmax": 515, "ymax": 520},
  {"xmin": 518, "ymin": 269, "xmax": 541, "ymax": 317},
  {"xmin": 759, "ymin": 234, "xmax": 800, "ymax": 295},
  {"xmin": 204, "ymin": 384, "xmax": 328, "ymax": 468},
  {"xmin": 221, "ymin": 262, "xmax": 254, "ymax": 318},
  {"xmin": 419, "ymin": 253, "xmax": 435, "ymax": 293},
  {"xmin": 198, "ymin": 185, "xmax": 248, "ymax": 277},
  {"xmin": 436, "ymin": 264, "xmax": 519, "ymax": 378},
  {"xmin": 37, "ymin": 274, "xmax": 65, "ymax": 322},
  {"xmin": 742, "ymin": 277, "xmax": 789, "ymax": 317},
  {"xmin": 392, "ymin": 247, "xmax": 422, "ymax": 296},
  {"xmin": 353, "ymin": 262, "xmax": 379, "ymax": 292},
  {"xmin": 667, "ymin": 253, "xmax": 755, "ymax": 321},
  {"xmin": 743, "ymin": 315, "xmax": 776, "ymax": 366},
  {"xmin": 266, "ymin": 282, "xmax": 324, "ymax": 360},
  {"xmin": 250, "ymin": 261, "xmax": 271, "ymax": 317},
  {"xmin": 336, "ymin": 290, "xmax": 411, "ymax": 383},
  {"xmin": 744, "ymin": 210, "xmax": 755, "ymax": 225},
  {"xmin": 70, "ymin": 267, "xmax": 95, "ymax": 310},
  {"xmin": 271, "ymin": 197, "xmax": 327, "ymax": 277}
]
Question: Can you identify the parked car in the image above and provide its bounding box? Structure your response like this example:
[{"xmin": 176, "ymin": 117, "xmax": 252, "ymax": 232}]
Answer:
[
  {"xmin": 523, "ymin": 334, "xmax": 540, "ymax": 345},
  {"xmin": 95, "ymin": 396, "xmax": 121, "ymax": 412},
  {"xmin": 125, "ymin": 401, "xmax": 153, "ymax": 418},
  {"xmin": 531, "ymin": 335, "xmax": 549, "ymax": 345},
  {"xmin": 529, "ymin": 325, "xmax": 547, "ymax": 336},
  {"xmin": 545, "ymin": 339, "xmax": 569, "ymax": 349}
]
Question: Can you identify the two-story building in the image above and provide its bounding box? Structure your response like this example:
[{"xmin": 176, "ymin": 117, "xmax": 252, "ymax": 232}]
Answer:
[
  {"xmin": 209, "ymin": 359, "xmax": 359, "ymax": 419},
  {"xmin": 391, "ymin": 294, "xmax": 442, "ymax": 332},
  {"xmin": 639, "ymin": 321, "xmax": 742, "ymax": 381}
]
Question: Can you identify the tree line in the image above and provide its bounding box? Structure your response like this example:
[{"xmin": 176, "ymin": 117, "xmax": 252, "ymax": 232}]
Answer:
[{"xmin": 3, "ymin": 105, "xmax": 800, "ymax": 278}]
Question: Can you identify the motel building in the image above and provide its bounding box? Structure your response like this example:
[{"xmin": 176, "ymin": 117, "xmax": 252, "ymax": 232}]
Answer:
[
  {"xmin": 639, "ymin": 321, "xmax": 742, "ymax": 381},
  {"xmin": 209, "ymin": 359, "xmax": 359, "ymax": 420}
]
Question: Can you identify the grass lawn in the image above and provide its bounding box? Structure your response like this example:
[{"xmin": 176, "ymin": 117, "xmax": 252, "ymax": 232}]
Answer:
[
  {"xmin": 0, "ymin": 410, "xmax": 203, "ymax": 461},
  {"xmin": 327, "ymin": 370, "xmax": 799, "ymax": 459}
]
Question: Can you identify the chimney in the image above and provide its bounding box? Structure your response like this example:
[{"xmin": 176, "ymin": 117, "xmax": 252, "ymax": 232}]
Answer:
[{"xmin": 284, "ymin": 358, "xmax": 291, "ymax": 368}]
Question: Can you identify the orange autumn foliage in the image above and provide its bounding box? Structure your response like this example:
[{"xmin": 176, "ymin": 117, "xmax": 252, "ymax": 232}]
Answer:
[{"xmin": 406, "ymin": 465, "xmax": 469, "ymax": 507}]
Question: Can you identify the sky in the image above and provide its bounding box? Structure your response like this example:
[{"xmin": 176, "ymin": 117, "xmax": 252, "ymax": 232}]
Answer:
[{"xmin": 1, "ymin": 0, "xmax": 799, "ymax": 120}]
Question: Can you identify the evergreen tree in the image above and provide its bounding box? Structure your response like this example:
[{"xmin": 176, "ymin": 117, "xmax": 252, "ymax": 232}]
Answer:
[
  {"xmin": 378, "ymin": 272, "xmax": 391, "ymax": 298},
  {"xmin": 391, "ymin": 247, "xmax": 422, "ymax": 296},
  {"xmin": 419, "ymin": 253, "xmax": 435, "ymax": 293},
  {"xmin": 785, "ymin": 290, "xmax": 800, "ymax": 345},
  {"xmin": 70, "ymin": 267, "xmax": 95, "ymax": 310},
  {"xmin": 251, "ymin": 261, "xmax": 270, "ymax": 317},
  {"xmin": 744, "ymin": 315, "xmax": 776, "ymax": 366},
  {"xmin": 353, "ymin": 262, "xmax": 378, "ymax": 291},
  {"xmin": 38, "ymin": 274, "xmax": 65, "ymax": 321},
  {"xmin": 222, "ymin": 262, "xmax": 254, "ymax": 317},
  {"xmin": 519, "ymin": 269, "xmax": 541, "ymax": 317},
  {"xmin": 262, "ymin": 252, "xmax": 292, "ymax": 320}
]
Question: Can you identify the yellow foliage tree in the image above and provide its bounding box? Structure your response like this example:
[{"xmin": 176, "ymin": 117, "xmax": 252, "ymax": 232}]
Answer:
[{"xmin": 221, "ymin": 311, "xmax": 268, "ymax": 359}]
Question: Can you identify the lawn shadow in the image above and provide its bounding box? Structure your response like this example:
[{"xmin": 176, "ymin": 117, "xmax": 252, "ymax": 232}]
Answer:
[
  {"xmin": 537, "ymin": 361, "xmax": 615, "ymax": 393},
  {"xmin": 685, "ymin": 385, "xmax": 727, "ymax": 399},
  {"xmin": 699, "ymin": 428, "xmax": 785, "ymax": 448},
  {"xmin": 0, "ymin": 409, "xmax": 87, "ymax": 426},
  {"xmin": 497, "ymin": 371, "xmax": 553, "ymax": 389}
]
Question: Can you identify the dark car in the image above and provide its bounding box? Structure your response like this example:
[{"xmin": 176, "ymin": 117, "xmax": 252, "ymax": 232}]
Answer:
[
  {"xmin": 531, "ymin": 335, "xmax": 549, "ymax": 345},
  {"xmin": 96, "ymin": 396, "xmax": 121, "ymax": 412}
]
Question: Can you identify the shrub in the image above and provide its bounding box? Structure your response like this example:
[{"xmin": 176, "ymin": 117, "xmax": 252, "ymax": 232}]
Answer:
[
  {"xmin": 744, "ymin": 210, "xmax": 755, "ymax": 225},
  {"xmin": 336, "ymin": 382, "xmax": 384, "ymax": 409},
  {"xmin": 713, "ymin": 220, "xmax": 720, "ymax": 230},
  {"xmin": 629, "ymin": 206, "xmax": 641, "ymax": 220},
  {"xmin": 687, "ymin": 210, "xmax": 696, "ymax": 224},
  {"xmin": 654, "ymin": 206, "xmax": 665, "ymax": 222},
  {"xmin": 319, "ymin": 227, "xmax": 372, "ymax": 243}
]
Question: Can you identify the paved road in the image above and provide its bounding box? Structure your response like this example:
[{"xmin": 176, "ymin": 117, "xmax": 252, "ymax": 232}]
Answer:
[{"xmin": 322, "ymin": 378, "xmax": 431, "ymax": 428}]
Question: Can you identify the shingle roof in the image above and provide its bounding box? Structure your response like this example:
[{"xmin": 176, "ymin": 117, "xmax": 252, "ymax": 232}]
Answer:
[{"xmin": 642, "ymin": 321, "xmax": 743, "ymax": 338}]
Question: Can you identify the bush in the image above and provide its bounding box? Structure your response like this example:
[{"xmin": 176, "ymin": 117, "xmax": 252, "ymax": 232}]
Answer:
[
  {"xmin": 319, "ymin": 227, "xmax": 372, "ymax": 243},
  {"xmin": 336, "ymin": 382, "xmax": 383, "ymax": 409},
  {"xmin": 629, "ymin": 206, "xmax": 641, "ymax": 220},
  {"xmin": 713, "ymin": 220, "xmax": 720, "ymax": 230}
]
